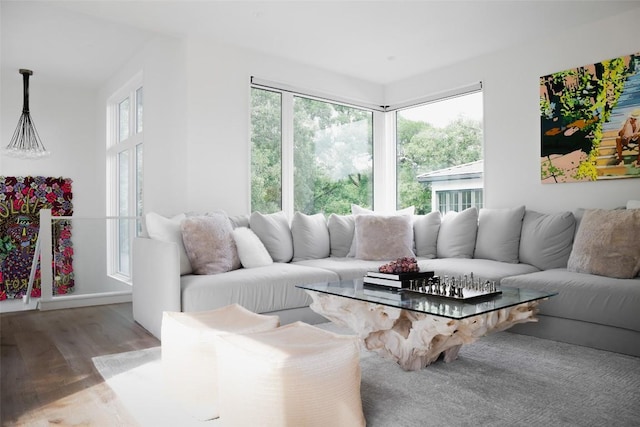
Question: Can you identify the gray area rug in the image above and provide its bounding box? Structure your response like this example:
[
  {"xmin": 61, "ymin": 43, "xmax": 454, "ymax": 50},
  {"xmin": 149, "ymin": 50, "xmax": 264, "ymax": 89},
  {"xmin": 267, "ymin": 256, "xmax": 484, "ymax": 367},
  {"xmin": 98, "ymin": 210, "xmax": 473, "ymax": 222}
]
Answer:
[{"xmin": 93, "ymin": 323, "xmax": 640, "ymax": 426}]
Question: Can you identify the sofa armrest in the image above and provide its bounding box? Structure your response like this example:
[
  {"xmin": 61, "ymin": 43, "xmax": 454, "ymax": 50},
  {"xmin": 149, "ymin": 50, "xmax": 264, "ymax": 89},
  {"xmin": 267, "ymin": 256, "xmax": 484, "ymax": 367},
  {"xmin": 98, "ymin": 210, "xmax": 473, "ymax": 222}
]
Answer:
[{"xmin": 132, "ymin": 237, "xmax": 181, "ymax": 339}]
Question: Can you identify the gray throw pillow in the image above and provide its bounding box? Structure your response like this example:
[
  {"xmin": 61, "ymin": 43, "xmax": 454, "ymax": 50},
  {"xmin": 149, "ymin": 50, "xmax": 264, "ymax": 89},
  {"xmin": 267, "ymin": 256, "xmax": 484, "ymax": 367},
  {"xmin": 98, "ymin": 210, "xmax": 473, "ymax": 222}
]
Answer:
[
  {"xmin": 180, "ymin": 214, "xmax": 240, "ymax": 275},
  {"xmin": 291, "ymin": 212, "xmax": 330, "ymax": 261},
  {"xmin": 474, "ymin": 206, "xmax": 525, "ymax": 263},
  {"xmin": 327, "ymin": 214, "xmax": 355, "ymax": 257},
  {"xmin": 413, "ymin": 212, "xmax": 441, "ymax": 258},
  {"xmin": 519, "ymin": 210, "xmax": 576, "ymax": 270},
  {"xmin": 354, "ymin": 215, "xmax": 415, "ymax": 261},
  {"xmin": 567, "ymin": 209, "xmax": 640, "ymax": 279},
  {"xmin": 436, "ymin": 207, "xmax": 478, "ymax": 258},
  {"xmin": 249, "ymin": 211, "xmax": 294, "ymax": 263}
]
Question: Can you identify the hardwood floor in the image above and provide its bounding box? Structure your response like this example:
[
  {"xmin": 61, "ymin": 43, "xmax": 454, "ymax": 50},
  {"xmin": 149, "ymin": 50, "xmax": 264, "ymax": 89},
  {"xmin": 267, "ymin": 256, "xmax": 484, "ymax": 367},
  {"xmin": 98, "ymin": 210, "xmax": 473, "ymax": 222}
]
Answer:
[{"xmin": 1, "ymin": 303, "xmax": 159, "ymax": 426}]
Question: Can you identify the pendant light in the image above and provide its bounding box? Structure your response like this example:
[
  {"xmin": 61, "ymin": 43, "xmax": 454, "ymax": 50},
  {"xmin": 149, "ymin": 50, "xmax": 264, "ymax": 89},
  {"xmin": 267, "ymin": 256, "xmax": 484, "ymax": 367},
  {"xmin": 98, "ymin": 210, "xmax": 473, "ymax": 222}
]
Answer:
[{"xmin": 3, "ymin": 69, "xmax": 50, "ymax": 159}]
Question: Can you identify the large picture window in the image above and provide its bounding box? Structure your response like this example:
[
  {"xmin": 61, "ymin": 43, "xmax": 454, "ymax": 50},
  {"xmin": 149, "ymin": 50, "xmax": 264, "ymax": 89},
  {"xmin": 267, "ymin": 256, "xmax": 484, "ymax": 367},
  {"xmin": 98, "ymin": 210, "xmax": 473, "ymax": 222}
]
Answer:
[
  {"xmin": 107, "ymin": 76, "xmax": 143, "ymax": 281},
  {"xmin": 251, "ymin": 86, "xmax": 373, "ymax": 216},
  {"xmin": 396, "ymin": 89, "xmax": 483, "ymax": 214}
]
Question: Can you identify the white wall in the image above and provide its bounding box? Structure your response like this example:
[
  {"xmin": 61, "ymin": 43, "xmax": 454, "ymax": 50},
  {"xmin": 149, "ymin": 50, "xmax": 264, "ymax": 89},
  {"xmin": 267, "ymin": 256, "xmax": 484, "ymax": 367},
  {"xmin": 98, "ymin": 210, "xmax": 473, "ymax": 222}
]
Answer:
[
  {"xmin": 385, "ymin": 8, "xmax": 640, "ymax": 212},
  {"xmin": 184, "ymin": 38, "xmax": 384, "ymax": 216}
]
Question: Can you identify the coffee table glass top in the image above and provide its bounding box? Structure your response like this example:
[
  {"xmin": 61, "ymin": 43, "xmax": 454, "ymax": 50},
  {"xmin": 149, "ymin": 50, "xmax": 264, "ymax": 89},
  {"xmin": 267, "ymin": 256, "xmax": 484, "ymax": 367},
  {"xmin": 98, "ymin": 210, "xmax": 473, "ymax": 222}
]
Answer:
[{"xmin": 297, "ymin": 279, "xmax": 557, "ymax": 320}]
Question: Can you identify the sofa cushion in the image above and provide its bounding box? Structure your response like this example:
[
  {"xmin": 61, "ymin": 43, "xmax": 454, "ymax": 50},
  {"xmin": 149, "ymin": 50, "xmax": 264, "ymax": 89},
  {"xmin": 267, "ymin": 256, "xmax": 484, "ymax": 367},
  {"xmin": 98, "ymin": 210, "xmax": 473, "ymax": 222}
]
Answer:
[
  {"xmin": 436, "ymin": 207, "xmax": 478, "ymax": 258},
  {"xmin": 146, "ymin": 212, "xmax": 192, "ymax": 275},
  {"xmin": 293, "ymin": 258, "xmax": 394, "ymax": 281},
  {"xmin": 232, "ymin": 227, "xmax": 273, "ymax": 268},
  {"xmin": 413, "ymin": 212, "xmax": 441, "ymax": 259},
  {"xmin": 291, "ymin": 212, "xmax": 330, "ymax": 261},
  {"xmin": 327, "ymin": 214, "xmax": 355, "ymax": 257},
  {"xmin": 519, "ymin": 210, "xmax": 576, "ymax": 270},
  {"xmin": 180, "ymin": 263, "xmax": 340, "ymax": 313},
  {"xmin": 354, "ymin": 214, "xmax": 415, "ymax": 260},
  {"xmin": 474, "ymin": 206, "xmax": 525, "ymax": 263},
  {"xmin": 501, "ymin": 269, "xmax": 640, "ymax": 333},
  {"xmin": 417, "ymin": 258, "xmax": 539, "ymax": 283},
  {"xmin": 249, "ymin": 211, "xmax": 294, "ymax": 263},
  {"xmin": 567, "ymin": 209, "xmax": 640, "ymax": 279},
  {"xmin": 181, "ymin": 214, "xmax": 241, "ymax": 275}
]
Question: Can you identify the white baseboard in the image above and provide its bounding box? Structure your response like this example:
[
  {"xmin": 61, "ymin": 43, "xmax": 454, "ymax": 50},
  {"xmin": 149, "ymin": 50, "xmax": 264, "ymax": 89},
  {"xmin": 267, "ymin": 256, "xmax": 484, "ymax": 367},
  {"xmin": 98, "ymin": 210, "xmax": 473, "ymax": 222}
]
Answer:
[{"xmin": 37, "ymin": 291, "xmax": 132, "ymax": 310}]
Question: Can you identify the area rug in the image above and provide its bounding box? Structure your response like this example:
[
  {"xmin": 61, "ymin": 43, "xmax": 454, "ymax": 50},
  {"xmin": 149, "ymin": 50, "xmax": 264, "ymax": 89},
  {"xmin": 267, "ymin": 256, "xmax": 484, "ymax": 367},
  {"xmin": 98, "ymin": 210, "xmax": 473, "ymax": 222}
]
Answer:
[{"xmin": 93, "ymin": 324, "xmax": 640, "ymax": 426}]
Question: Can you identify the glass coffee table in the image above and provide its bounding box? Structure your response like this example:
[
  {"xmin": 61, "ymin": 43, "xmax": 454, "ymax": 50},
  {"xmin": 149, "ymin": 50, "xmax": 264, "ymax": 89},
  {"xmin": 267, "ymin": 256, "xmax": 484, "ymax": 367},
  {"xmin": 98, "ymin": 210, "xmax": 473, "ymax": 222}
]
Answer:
[{"xmin": 297, "ymin": 279, "xmax": 557, "ymax": 371}]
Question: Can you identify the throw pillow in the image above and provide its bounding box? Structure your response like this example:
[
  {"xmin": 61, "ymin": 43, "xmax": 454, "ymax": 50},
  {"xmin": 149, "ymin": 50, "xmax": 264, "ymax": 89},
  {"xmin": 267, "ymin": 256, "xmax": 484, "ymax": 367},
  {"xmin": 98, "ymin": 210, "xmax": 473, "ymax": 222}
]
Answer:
[
  {"xmin": 145, "ymin": 212, "xmax": 192, "ymax": 275},
  {"xmin": 567, "ymin": 209, "xmax": 640, "ymax": 279},
  {"xmin": 347, "ymin": 205, "xmax": 415, "ymax": 257},
  {"xmin": 413, "ymin": 212, "xmax": 441, "ymax": 258},
  {"xmin": 519, "ymin": 210, "xmax": 576, "ymax": 270},
  {"xmin": 436, "ymin": 207, "xmax": 478, "ymax": 258},
  {"xmin": 291, "ymin": 212, "xmax": 330, "ymax": 261},
  {"xmin": 232, "ymin": 227, "xmax": 273, "ymax": 268},
  {"xmin": 180, "ymin": 214, "xmax": 241, "ymax": 275},
  {"xmin": 354, "ymin": 215, "xmax": 415, "ymax": 261},
  {"xmin": 249, "ymin": 211, "xmax": 294, "ymax": 263},
  {"xmin": 474, "ymin": 206, "xmax": 525, "ymax": 263},
  {"xmin": 627, "ymin": 200, "xmax": 640, "ymax": 209},
  {"xmin": 327, "ymin": 214, "xmax": 355, "ymax": 257}
]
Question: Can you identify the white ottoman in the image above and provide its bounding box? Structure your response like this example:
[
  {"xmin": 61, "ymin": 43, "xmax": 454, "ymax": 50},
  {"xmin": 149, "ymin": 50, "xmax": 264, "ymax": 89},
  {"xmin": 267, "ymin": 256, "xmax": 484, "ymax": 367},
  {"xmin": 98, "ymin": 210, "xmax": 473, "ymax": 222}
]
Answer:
[
  {"xmin": 215, "ymin": 321, "xmax": 365, "ymax": 427},
  {"xmin": 161, "ymin": 304, "xmax": 279, "ymax": 420}
]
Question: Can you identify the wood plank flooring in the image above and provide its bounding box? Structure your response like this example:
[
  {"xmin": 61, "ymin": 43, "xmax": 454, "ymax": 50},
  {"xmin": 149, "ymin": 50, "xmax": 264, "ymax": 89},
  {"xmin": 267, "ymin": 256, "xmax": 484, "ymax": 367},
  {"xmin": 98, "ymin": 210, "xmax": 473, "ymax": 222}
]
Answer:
[{"xmin": 1, "ymin": 303, "xmax": 159, "ymax": 426}]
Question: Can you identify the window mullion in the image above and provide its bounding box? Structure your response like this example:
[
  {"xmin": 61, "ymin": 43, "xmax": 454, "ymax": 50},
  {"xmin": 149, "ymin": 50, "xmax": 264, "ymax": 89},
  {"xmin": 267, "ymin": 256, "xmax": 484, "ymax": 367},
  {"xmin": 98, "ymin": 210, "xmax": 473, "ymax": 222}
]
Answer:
[{"xmin": 281, "ymin": 93, "xmax": 294, "ymax": 219}]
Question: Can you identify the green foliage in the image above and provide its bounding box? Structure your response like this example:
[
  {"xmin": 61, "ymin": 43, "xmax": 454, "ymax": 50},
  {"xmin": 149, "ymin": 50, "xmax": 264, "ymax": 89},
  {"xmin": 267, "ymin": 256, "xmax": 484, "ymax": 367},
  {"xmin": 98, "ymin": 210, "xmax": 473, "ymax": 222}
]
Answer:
[{"xmin": 396, "ymin": 115, "xmax": 483, "ymax": 213}]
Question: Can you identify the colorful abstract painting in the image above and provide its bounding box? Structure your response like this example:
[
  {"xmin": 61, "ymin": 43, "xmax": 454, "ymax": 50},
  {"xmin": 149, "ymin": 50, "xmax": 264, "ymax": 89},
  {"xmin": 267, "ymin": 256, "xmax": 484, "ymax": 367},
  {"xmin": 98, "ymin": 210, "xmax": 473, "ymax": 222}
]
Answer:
[
  {"xmin": 0, "ymin": 176, "xmax": 74, "ymax": 300},
  {"xmin": 540, "ymin": 52, "xmax": 640, "ymax": 183}
]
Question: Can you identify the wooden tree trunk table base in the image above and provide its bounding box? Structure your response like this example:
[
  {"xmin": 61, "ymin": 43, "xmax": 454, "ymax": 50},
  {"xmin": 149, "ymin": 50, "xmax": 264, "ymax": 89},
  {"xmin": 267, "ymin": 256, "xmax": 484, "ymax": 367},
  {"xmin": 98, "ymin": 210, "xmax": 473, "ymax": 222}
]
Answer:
[{"xmin": 306, "ymin": 291, "xmax": 542, "ymax": 371}]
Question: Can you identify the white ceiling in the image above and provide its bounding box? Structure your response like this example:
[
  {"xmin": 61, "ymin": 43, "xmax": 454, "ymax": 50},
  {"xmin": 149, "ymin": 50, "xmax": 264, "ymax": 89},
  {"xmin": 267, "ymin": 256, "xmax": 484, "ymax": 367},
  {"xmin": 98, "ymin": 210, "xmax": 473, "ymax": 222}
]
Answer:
[{"xmin": 2, "ymin": 1, "xmax": 640, "ymax": 88}]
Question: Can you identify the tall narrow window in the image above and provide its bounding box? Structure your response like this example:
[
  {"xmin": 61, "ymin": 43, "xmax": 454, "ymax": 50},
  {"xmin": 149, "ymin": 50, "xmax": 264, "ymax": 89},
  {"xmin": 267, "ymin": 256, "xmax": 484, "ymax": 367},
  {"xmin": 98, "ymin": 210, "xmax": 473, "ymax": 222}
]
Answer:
[
  {"xmin": 107, "ymin": 76, "xmax": 143, "ymax": 281},
  {"xmin": 396, "ymin": 89, "xmax": 483, "ymax": 214}
]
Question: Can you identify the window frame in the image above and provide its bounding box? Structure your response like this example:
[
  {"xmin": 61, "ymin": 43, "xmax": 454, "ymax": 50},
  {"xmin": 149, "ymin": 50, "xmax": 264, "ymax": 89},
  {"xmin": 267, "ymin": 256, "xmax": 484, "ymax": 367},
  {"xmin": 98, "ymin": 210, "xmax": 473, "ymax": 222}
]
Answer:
[{"xmin": 106, "ymin": 73, "xmax": 143, "ymax": 282}]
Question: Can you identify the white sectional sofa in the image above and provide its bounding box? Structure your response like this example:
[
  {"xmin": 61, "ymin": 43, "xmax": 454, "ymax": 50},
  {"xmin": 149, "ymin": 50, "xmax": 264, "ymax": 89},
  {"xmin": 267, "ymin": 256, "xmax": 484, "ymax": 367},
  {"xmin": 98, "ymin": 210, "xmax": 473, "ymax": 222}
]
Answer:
[{"xmin": 132, "ymin": 205, "xmax": 640, "ymax": 358}]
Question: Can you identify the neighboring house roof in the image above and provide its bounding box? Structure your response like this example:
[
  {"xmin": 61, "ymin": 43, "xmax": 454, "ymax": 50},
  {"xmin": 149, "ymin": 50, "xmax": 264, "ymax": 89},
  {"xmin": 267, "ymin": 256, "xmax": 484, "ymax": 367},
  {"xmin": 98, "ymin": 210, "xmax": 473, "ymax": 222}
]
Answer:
[{"xmin": 417, "ymin": 160, "xmax": 483, "ymax": 182}]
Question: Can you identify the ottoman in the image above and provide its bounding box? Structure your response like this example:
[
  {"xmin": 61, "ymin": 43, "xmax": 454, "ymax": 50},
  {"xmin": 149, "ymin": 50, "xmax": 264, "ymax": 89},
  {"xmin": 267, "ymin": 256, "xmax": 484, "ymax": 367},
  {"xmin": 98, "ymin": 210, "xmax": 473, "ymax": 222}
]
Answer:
[
  {"xmin": 161, "ymin": 304, "xmax": 280, "ymax": 420},
  {"xmin": 215, "ymin": 321, "xmax": 365, "ymax": 426}
]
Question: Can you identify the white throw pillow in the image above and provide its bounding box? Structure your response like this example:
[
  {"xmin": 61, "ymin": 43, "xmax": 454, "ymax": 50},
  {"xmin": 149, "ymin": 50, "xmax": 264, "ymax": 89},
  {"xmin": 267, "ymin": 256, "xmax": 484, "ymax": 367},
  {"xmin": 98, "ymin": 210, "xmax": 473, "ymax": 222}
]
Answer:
[
  {"xmin": 413, "ymin": 212, "xmax": 441, "ymax": 258},
  {"xmin": 291, "ymin": 212, "xmax": 330, "ymax": 261},
  {"xmin": 354, "ymin": 215, "xmax": 415, "ymax": 260},
  {"xmin": 145, "ymin": 212, "xmax": 192, "ymax": 275},
  {"xmin": 232, "ymin": 227, "xmax": 273, "ymax": 268},
  {"xmin": 249, "ymin": 211, "xmax": 294, "ymax": 262},
  {"xmin": 436, "ymin": 207, "xmax": 478, "ymax": 258},
  {"xmin": 327, "ymin": 214, "xmax": 355, "ymax": 257},
  {"xmin": 474, "ymin": 206, "xmax": 525, "ymax": 263}
]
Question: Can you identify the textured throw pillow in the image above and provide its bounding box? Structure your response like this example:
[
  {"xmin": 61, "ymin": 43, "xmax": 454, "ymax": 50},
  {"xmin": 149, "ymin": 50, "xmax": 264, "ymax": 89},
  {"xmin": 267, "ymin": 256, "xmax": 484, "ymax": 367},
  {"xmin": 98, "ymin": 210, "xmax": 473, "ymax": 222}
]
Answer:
[
  {"xmin": 354, "ymin": 215, "xmax": 415, "ymax": 261},
  {"xmin": 436, "ymin": 207, "xmax": 478, "ymax": 258},
  {"xmin": 232, "ymin": 227, "xmax": 273, "ymax": 268},
  {"xmin": 145, "ymin": 212, "xmax": 192, "ymax": 275},
  {"xmin": 519, "ymin": 210, "xmax": 576, "ymax": 270},
  {"xmin": 249, "ymin": 211, "xmax": 294, "ymax": 263},
  {"xmin": 567, "ymin": 209, "xmax": 640, "ymax": 279},
  {"xmin": 327, "ymin": 214, "xmax": 355, "ymax": 257},
  {"xmin": 180, "ymin": 214, "xmax": 241, "ymax": 275},
  {"xmin": 351, "ymin": 204, "xmax": 415, "ymax": 216},
  {"xmin": 413, "ymin": 212, "xmax": 441, "ymax": 258},
  {"xmin": 347, "ymin": 205, "xmax": 415, "ymax": 257},
  {"xmin": 291, "ymin": 212, "xmax": 330, "ymax": 261},
  {"xmin": 474, "ymin": 206, "xmax": 525, "ymax": 263}
]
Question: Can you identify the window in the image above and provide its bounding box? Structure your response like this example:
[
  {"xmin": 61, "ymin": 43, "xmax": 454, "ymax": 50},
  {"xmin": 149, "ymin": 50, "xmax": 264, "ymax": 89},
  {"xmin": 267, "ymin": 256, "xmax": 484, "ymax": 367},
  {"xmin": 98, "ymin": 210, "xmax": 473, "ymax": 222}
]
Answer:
[
  {"xmin": 251, "ymin": 86, "xmax": 373, "ymax": 216},
  {"xmin": 107, "ymin": 76, "xmax": 143, "ymax": 280},
  {"xmin": 396, "ymin": 89, "xmax": 483, "ymax": 214}
]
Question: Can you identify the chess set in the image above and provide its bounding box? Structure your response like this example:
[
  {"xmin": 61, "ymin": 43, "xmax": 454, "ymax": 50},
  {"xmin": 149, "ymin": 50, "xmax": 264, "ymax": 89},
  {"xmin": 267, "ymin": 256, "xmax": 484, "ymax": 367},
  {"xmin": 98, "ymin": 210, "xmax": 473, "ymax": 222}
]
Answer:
[{"xmin": 401, "ymin": 273, "xmax": 501, "ymax": 301}]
